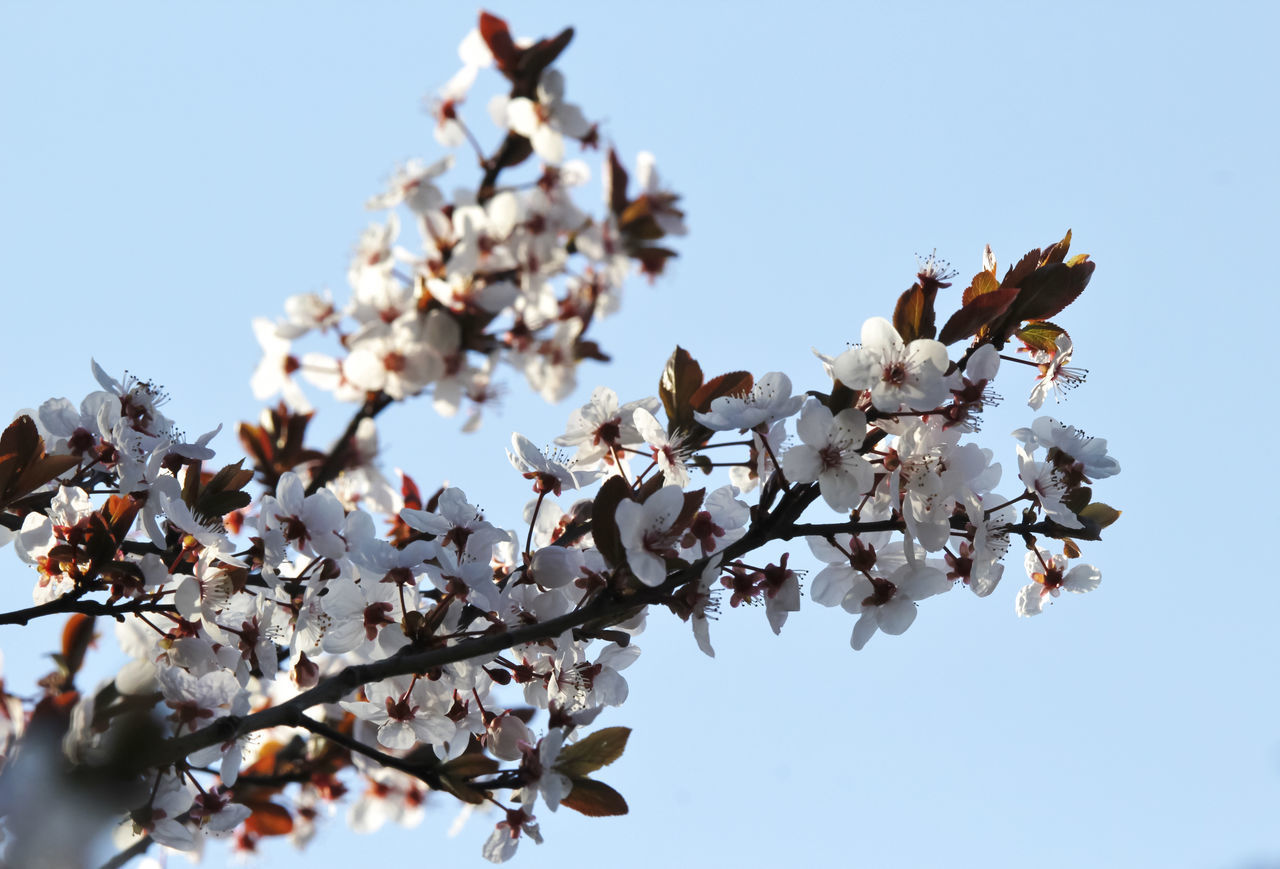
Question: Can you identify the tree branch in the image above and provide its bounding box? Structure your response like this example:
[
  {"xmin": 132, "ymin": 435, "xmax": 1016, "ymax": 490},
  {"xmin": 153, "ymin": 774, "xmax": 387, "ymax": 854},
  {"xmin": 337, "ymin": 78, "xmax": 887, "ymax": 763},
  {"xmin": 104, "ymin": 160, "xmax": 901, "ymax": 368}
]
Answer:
[
  {"xmin": 304, "ymin": 391, "xmax": 394, "ymax": 496},
  {"xmin": 0, "ymin": 594, "xmax": 175, "ymax": 627},
  {"xmin": 97, "ymin": 833, "xmax": 153, "ymax": 869},
  {"xmin": 286, "ymin": 710, "xmax": 450, "ymax": 789},
  {"xmin": 133, "ymin": 482, "xmax": 825, "ymax": 776}
]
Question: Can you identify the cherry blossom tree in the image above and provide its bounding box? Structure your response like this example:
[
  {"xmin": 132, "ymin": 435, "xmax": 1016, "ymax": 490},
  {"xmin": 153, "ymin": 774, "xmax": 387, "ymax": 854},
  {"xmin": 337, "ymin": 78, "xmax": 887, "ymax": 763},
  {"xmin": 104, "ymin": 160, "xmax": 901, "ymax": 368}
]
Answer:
[{"xmin": 0, "ymin": 12, "xmax": 1121, "ymax": 867}]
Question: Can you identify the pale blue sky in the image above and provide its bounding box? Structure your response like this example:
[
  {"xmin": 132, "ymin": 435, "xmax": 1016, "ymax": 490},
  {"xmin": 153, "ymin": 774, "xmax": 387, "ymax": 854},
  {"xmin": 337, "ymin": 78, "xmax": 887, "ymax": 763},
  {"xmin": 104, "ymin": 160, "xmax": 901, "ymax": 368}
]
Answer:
[{"xmin": 2, "ymin": 2, "xmax": 1278, "ymax": 867}]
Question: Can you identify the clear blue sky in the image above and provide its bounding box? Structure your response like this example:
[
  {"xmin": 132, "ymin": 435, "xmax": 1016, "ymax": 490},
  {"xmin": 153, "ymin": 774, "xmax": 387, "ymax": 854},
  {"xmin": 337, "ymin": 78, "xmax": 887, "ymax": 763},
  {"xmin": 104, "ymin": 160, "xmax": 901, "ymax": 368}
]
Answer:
[{"xmin": 2, "ymin": 2, "xmax": 1278, "ymax": 867}]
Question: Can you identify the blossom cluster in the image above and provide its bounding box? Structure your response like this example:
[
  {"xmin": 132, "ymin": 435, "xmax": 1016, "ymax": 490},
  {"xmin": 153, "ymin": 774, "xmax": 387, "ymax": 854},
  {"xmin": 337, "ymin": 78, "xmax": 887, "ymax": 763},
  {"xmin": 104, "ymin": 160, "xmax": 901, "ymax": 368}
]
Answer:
[
  {"xmin": 0, "ymin": 12, "xmax": 1121, "ymax": 868},
  {"xmin": 249, "ymin": 16, "xmax": 684, "ymax": 430}
]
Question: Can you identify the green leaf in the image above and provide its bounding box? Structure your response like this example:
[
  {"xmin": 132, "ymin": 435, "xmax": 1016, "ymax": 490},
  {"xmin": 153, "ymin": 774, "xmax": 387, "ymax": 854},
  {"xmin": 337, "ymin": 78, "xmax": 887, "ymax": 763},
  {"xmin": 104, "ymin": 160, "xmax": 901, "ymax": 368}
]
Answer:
[
  {"xmin": 559, "ymin": 778, "xmax": 630, "ymax": 817},
  {"xmin": 1078, "ymin": 502, "xmax": 1121, "ymax": 529},
  {"xmin": 555, "ymin": 726, "xmax": 632, "ymax": 778},
  {"xmin": 1015, "ymin": 322, "xmax": 1067, "ymax": 354},
  {"xmin": 659, "ymin": 347, "xmax": 703, "ymax": 433}
]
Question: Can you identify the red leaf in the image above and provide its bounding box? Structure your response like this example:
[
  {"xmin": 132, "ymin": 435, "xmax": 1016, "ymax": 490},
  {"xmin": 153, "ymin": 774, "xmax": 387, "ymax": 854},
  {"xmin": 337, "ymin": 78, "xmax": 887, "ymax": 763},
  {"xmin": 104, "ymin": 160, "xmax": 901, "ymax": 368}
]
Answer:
[
  {"xmin": 605, "ymin": 148, "xmax": 630, "ymax": 217},
  {"xmin": 0, "ymin": 415, "xmax": 76, "ymax": 509},
  {"xmin": 61, "ymin": 614, "xmax": 96, "ymax": 678},
  {"xmin": 591, "ymin": 476, "xmax": 633, "ymax": 568},
  {"xmin": 690, "ymin": 371, "xmax": 753, "ymax": 413},
  {"xmin": 103, "ymin": 495, "xmax": 141, "ymax": 544},
  {"xmin": 961, "ymin": 270, "xmax": 1001, "ymax": 306},
  {"xmin": 243, "ymin": 801, "xmax": 294, "ymax": 837},
  {"xmin": 478, "ymin": 11, "xmax": 519, "ymax": 77},
  {"xmin": 658, "ymin": 347, "xmax": 703, "ymax": 433},
  {"xmin": 893, "ymin": 286, "xmax": 930, "ymax": 343},
  {"xmin": 937, "ymin": 286, "xmax": 1020, "ymax": 345},
  {"xmin": 560, "ymin": 778, "xmax": 629, "ymax": 817},
  {"xmin": 517, "ymin": 27, "xmax": 574, "ymax": 81},
  {"xmin": 1001, "ymin": 247, "xmax": 1042, "ymax": 291},
  {"xmin": 1013, "ymin": 259, "xmax": 1094, "ymax": 322},
  {"xmin": 1039, "ymin": 228, "xmax": 1072, "ymax": 266}
]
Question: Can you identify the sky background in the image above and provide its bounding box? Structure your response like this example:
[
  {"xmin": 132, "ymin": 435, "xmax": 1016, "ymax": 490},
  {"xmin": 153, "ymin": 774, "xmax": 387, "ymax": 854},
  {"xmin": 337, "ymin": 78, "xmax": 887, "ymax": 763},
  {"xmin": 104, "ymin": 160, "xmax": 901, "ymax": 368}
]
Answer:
[{"xmin": 2, "ymin": 1, "xmax": 1278, "ymax": 867}]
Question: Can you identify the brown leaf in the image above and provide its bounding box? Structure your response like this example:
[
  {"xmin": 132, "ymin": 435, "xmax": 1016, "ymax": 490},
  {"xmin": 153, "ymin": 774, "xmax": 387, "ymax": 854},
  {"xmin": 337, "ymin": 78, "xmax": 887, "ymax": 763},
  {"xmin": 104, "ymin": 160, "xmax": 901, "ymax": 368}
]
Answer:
[
  {"xmin": 937, "ymin": 286, "xmax": 1020, "ymax": 345},
  {"xmin": 606, "ymin": 148, "xmax": 630, "ymax": 217},
  {"xmin": 1040, "ymin": 228, "xmax": 1072, "ymax": 266},
  {"xmin": 691, "ymin": 371, "xmax": 753, "ymax": 413},
  {"xmin": 478, "ymin": 11, "xmax": 519, "ymax": 77},
  {"xmin": 1062, "ymin": 486, "xmax": 1092, "ymax": 515},
  {"xmin": 1014, "ymin": 259, "xmax": 1094, "ymax": 323},
  {"xmin": 11, "ymin": 454, "xmax": 78, "ymax": 506},
  {"xmin": 61, "ymin": 614, "xmax": 96, "ymax": 679},
  {"xmin": 517, "ymin": 27, "xmax": 574, "ymax": 81},
  {"xmin": 0, "ymin": 416, "xmax": 77, "ymax": 509},
  {"xmin": 559, "ymin": 778, "xmax": 629, "ymax": 817},
  {"xmin": 1001, "ymin": 247, "xmax": 1042, "ymax": 292},
  {"xmin": 962, "ymin": 270, "xmax": 1002, "ymax": 305},
  {"xmin": 631, "ymin": 245, "xmax": 679, "ymax": 278},
  {"xmin": 243, "ymin": 801, "xmax": 294, "ymax": 837},
  {"xmin": 986, "ymin": 255, "xmax": 1093, "ymax": 345},
  {"xmin": 591, "ymin": 476, "xmax": 633, "ymax": 567},
  {"xmin": 893, "ymin": 286, "xmax": 929, "ymax": 343},
  {"xmin": 658, "ymin": 347, "xmax": 703, "ymax": 433},
  {"xmin": 194, "ymin": 460, "xmax": 255, "ymax": 523},
  {"xmin": 673, "ymin": 489, "xmax": 706, "ymax": 537},
  {"xmin": 440, "ymin": 753, "xmax": 500, "ymax": 779},
  {"xmin": 102, "ymin": 495, "xmax": 141, "ymax": 545},
  {"xmin": 438, "ymin": 753, "xmax": 501, "ymax": 805}
]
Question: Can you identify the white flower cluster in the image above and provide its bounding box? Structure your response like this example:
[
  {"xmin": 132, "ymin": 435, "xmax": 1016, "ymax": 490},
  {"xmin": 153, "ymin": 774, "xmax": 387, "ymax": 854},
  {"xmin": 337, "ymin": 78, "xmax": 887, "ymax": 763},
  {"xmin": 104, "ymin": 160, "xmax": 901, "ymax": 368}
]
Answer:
[
  {"xmin": 0, "ymin": 13, "xmax": 1120, "ymax": 868},
  {"xmin": 249, "ymin": 20, "xmax": 685, "ymax": 431}
]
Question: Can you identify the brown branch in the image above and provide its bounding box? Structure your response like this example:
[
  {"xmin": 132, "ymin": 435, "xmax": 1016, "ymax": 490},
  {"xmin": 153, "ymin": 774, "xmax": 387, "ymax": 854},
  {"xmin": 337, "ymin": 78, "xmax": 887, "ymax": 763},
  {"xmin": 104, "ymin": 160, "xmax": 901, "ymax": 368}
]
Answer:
[
  {"xmin": 97, "ymin": 834, "xmax": 153, "ymax": 869},
  {"xmin": 0, "ymin": 594, "xmax": 176, "ymax": 627},
  {"xmin": 304, "ymin": 391, "xmax": 395, "ymax": 496},
  {"xmin": 132, "ymin": 481, "xmax": 824, "ymax": 777},
  {"xmin": 286, "ymin": 711, "xmax": 448, "ymax": 790},
  {"xmin": 779, "ymin": 518, "xmax": 904, "ymax": 540}
]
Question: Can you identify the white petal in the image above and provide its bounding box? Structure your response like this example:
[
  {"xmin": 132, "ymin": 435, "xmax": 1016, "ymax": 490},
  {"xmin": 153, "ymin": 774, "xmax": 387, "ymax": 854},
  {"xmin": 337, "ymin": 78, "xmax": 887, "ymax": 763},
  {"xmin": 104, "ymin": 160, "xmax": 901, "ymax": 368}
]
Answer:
[
  {"xmin": 1016, "ymin": 583, "xmax": 1045, "ymax": 617},
  {"xmin": 794, "ymin": 400, "xmax": 833, "ymax": 447},
  {"xmin": 850, "ymin": 612, "xmax": 878, "ymax": 650},
  {"xmin": 876, "ymin": 597, "xmax": 918, "ymax": 635},
  {"xmin": 781, "ymin": 444, "xmax": 822, "ymax": 484},
  {"xmin": 1064, "ymin": 564, "xmax": 1101, "ymax": 593}
]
